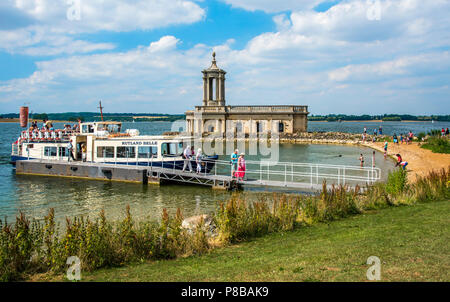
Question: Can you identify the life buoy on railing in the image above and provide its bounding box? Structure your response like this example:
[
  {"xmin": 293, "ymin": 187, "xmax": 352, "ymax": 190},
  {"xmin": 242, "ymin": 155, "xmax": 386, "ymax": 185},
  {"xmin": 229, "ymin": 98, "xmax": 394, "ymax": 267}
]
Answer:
[{"xmin": 108, "ymin": 133, "xmax": 130, "ymax": 138}]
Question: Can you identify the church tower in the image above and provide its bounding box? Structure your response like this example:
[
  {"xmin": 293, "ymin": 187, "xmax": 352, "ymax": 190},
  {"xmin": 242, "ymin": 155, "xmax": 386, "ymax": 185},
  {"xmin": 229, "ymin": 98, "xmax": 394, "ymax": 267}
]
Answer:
[{"xmin": 202, "ymin": 52, "xmax": 226, "ymax": 106}]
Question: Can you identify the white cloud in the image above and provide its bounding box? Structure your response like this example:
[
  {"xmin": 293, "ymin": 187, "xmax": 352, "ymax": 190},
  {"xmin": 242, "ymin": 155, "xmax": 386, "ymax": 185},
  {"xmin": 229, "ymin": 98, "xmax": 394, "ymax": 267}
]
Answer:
[
  {"xmin": 13, "ymin": 0, "xmax": 205, "ymax": 33},
  {"xmin": 221, "ymin": 0, "xmax": 321, "ymax": 13},
  {"xmin": 0, "ymin": 0, "xmax": 205, "ymax": 56},
  {"xmin": 1, "ymin": 0, "xmax": 449, "ymax": 115},
  {"xmin": 148, "ymin": 36, "xmax": 180, "ymax": 53},
  {"xmin": 328, "ymin": 53, "xmax": 450, "ymax": 82}
]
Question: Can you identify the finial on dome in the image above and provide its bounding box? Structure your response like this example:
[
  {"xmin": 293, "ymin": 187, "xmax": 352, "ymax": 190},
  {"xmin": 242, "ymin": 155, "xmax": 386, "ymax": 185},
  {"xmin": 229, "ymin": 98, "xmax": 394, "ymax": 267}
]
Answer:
[{"xmin": 209, "ymin": 51, "xmax": 218, "ymax": 69}]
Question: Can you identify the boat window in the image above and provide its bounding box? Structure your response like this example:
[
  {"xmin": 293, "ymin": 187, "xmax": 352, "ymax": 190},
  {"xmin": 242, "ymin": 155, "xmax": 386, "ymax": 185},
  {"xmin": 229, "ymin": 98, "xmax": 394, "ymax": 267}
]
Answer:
[
  {"xmin": 82, "ymin": 124, "xmax": 94, "ymax": 134},
  {"xmin": 116, "ymin": 146, "xmax": 136, "ymax": 158},
  {"xmin": 161, "ymin": 142, "xmax": 183, "ymax": 156},
  {"xmin": 97, "ymin": 146, "xmax": 114, "ymax": 158},
  {"xmin": 106, "ymin": 124, "xmax": 121, "ymax": 133},
  {"xmin": 138, "ymin": 146, "xmax": 158, "ymax": 158},
  {"xmin": 44, "ymin": 146, "xmax": 57, "ymax": 157},
  {"xmin": 58, "ymin": 147, "xmax": 68, "ymax": 157}
]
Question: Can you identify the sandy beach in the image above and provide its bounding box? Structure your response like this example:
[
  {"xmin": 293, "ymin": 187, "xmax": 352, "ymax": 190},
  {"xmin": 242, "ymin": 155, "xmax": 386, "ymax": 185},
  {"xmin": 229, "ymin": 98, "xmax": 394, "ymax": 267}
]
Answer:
[{"xmin": 365, "ymin": 141, "xmax": 450, "ymax": 182}]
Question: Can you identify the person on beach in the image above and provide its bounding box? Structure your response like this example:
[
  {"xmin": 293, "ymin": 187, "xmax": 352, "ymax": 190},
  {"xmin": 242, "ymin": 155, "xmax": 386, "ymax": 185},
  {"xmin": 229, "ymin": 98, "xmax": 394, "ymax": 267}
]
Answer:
[
  {"xmin": 395, "ymin": 154, "xmax": 408, "ymax": 170},
  {"xmin": 379, "ymin": 126, "xmax": 383, "ymax": 135},
  {"xmin": 408, "ymin": 131, "xmax": 413, "ymax": 144},
  {"xmin": 374, "ymin": 128, "xmax": 377, "ymax": 136},
  {"xmin": 384, "ymin": 141, "xmax": 388, "ymax": 159},
  {"xmin": 442, "ymin": 128, "xmax": 446, "ymax": 137},
  {"xmin": 359, "ymin": 154, "xmax": 364, "ymax": 167},
  {"xmin": 236, "ymin": 153, "xmax": 246, "ymax": 181},
  {"xmin": 182, "ymin": 145, "xmax": 193, "ymax": 172},
  {"xmin": 364, "ymin": 127, "xmax": 367, "ymax": 134},
  {"xmin": 230, "ymin": 149, "xmax": 239, "ymax": 178},
  {"xmin": 393, "ymin": 133, "xmax": 398, "ymax": 144},
  {"xmin": 67, "ymin": 140, "xmax": 75, "ymax": 162},
  {"xmin": 446, "ymin": 128, "xmax": 449, "ymax": 136},
  {"xmin": 195, "ymin": 148, "xmax": 203, "ymax": 174},
  {"xmin": 400, "ymin": 133, "xmax": 404, "ymax": 144}
]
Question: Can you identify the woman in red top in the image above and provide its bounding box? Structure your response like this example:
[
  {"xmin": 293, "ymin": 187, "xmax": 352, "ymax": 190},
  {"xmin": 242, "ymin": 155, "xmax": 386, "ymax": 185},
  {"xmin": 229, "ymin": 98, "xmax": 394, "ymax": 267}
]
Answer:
[{"xmin": 235, "ymin": 153, "xmax": 246, "ymax": 181}]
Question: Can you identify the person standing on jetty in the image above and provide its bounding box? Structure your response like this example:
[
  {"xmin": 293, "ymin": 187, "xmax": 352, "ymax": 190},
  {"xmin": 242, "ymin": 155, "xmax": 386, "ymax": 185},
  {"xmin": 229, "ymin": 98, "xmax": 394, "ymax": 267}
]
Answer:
[
  {"xmin": 230, "ymin": 149, "xmax": 239, "ymax": 178},
  {"xmin": 195, "ymin": 148, "xmax": 203, "ymax": 174},
  {"xmin": 359, "ymin": 154, "xmax": 364, "ymax": 167},
  {"xmin": 182, "ymin": 145, "xmax": 193, "ymax": 172},
  {"xmin": 236, "ymin": 153, "xmax": 246, "ymax": 181}
]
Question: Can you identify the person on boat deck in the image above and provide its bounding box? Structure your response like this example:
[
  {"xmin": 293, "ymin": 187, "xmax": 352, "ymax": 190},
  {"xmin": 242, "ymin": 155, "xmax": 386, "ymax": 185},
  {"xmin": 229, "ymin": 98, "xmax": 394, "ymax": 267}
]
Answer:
[
  {"xmin": 182, "ymin": 145, "xmax": 193, "ymax": 172},
  {"xmin": 195, "ymin": 148, "xmax": 203, "ymax": 174},
  {"xmin": 67, "ymin": 140, "xmax": 76, "ymax": 162},
  {"xmin": 235, "ymin": 153, "xmax": 246, "ymax": 181},
  {"xmin": 81, "ymin": 143, "xmax": 87, "ymax": 162},
  {"xmin": 230, "ymin": 149, "xmax": 239, "ymax": 178}
]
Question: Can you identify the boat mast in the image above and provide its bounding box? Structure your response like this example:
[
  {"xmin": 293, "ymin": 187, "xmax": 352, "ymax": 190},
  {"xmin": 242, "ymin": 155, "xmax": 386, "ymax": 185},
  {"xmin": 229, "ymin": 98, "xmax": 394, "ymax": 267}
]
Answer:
[{"xmin": 98, "ymin": 101, "xmax": 104, "ymax": 121}]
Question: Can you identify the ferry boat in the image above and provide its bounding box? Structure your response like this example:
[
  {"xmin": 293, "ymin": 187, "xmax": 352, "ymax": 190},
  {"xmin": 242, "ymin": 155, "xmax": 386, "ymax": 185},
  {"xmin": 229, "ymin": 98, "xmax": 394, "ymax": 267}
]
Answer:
[{"xmin": 11, "ymin": 121, "xmax": 218, "ymax": 172}]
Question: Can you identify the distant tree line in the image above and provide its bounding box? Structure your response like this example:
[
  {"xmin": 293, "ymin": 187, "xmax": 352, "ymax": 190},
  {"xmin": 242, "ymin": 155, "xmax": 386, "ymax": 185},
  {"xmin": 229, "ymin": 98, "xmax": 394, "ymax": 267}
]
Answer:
[
  {"xmin": 0, "ymin": 112, "xmax": 185, "ymax": 122},
  {"xmin": 309, "ymin": 114, "xmax": 450, "ymax": 122},
  {"xmin": 2, "ymin": 112, "xmax": 449, "ymax": 122}
]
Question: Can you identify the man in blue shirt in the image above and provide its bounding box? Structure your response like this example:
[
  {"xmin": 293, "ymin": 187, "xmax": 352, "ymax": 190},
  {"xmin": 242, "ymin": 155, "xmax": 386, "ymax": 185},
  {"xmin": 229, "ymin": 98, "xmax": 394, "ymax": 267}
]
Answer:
[{"xmin": 230, "ymin": 149, "xmax": 238, "ymax": 178}]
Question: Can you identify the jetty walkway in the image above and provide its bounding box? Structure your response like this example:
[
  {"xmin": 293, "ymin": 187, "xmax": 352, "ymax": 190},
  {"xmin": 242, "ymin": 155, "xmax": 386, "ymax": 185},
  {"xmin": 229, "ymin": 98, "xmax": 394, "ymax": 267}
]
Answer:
[{"xmin": 15, "ymin": 159, "xmax": 381, "ymax": 191}]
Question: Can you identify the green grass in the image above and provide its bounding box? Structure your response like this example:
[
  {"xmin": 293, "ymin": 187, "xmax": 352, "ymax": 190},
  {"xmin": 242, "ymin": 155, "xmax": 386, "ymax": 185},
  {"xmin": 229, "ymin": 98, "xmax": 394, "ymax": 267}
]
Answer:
[
  {"xmin": 421, "ymin": 137, "xmax": 450, "ymax": 154},
  {"xmin": 72, "ymin": 200, "xmax": 450, "ymax": 282}
]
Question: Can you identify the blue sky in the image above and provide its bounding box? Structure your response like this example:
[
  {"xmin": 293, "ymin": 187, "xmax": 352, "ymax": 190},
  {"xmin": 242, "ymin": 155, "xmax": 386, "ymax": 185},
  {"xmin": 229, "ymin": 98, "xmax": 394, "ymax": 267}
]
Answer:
[{"xmin": 0, "ymin": 0, "xmax": 449, "ymax": 115}]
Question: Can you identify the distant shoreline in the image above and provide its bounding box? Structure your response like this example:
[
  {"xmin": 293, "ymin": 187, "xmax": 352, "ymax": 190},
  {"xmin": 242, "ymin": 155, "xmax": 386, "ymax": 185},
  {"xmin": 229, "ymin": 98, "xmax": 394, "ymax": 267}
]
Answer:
[
  {"xmin": 309, "ymin": 120, "xmax": 439, "ymax": 123},
  {"xmin": 2, "ymin": 118, "xmax": 444, "ymax": 124},
  {"xmin": 0, "ymin": 118, "xmax": 72, "ymax": 124}
]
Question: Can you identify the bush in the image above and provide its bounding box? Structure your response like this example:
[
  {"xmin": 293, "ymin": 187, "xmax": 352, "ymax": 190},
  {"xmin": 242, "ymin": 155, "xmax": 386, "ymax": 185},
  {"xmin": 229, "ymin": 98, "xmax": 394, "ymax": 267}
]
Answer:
[
  {"xmin": 421, "ymin": 137, "xmax": 450, "ymax": 154},
  {"xmin": 1, "ymin": 167, "xmax": 448, "ymax": 281},
  {"xmin": 385, "ymin": 169, "xmax": 408, "ymax": 198}
]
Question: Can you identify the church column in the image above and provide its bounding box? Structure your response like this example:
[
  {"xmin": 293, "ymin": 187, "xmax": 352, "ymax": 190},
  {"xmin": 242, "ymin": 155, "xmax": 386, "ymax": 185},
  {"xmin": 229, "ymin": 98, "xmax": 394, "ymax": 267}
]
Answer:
[
  {"xmin": 202, "ymin": 76, "xmax": 207, "ymax": 106},
  {"xmin": 221, "ymin": 77, "xmax": 225, "ymax": 105},
  {"xmin": 221, "ymin": 119, "xmax": 226, "ymax": 133},
  {"xmin": 207, "ymin": 77, "xmax": 211, "ymax": 102},
  {"xmin": 216, "ymin": 77, "xmax": 220, "ymax": 102},
  {"xmin": 218, "ymin": 74, "xmax": 222, "ymax": 104}
]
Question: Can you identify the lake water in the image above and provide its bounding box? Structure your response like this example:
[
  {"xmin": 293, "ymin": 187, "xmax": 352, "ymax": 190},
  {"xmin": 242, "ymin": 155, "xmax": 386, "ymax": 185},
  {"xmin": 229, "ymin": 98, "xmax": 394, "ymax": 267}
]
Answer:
[{"xmin": 1, "ymin": 120, "xmax": 447, "ymax": 223}]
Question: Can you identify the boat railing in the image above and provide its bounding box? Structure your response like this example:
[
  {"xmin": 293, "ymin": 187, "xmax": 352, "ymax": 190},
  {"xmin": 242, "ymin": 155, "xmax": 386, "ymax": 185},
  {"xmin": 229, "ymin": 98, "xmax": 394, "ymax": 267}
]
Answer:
[
  {"xmin": 88, "ymin": 151, "xmax": 381, "ymax": 186},
  {"xmin": 19, "ymin": 129, "xmax": 76, "ymax": 143}
]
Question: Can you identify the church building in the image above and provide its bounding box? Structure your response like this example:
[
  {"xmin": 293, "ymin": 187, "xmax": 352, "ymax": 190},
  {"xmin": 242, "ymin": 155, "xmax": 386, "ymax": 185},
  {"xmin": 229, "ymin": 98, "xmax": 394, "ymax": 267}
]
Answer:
[{"xmin": 185, "ymin": 53, "xmax": 309, "ymax": 136}]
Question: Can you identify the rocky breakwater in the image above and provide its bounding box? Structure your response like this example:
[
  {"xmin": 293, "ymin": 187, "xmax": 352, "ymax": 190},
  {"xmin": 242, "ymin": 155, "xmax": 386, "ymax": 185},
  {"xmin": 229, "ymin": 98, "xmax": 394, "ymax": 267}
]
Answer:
[{"xmin": 279, "ymin": 132, "xmax": 371, "ymax": 145}]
